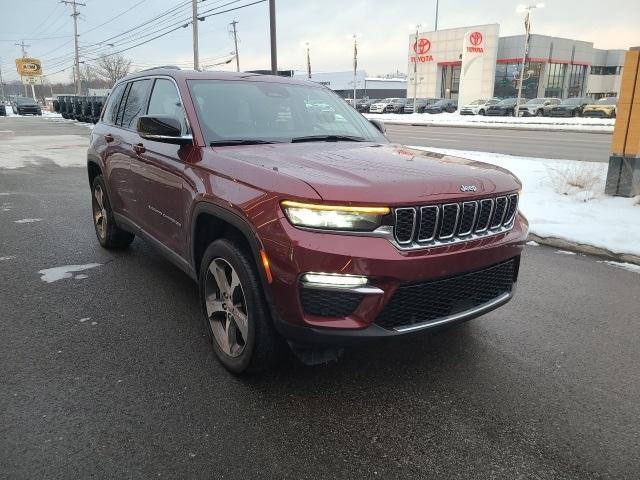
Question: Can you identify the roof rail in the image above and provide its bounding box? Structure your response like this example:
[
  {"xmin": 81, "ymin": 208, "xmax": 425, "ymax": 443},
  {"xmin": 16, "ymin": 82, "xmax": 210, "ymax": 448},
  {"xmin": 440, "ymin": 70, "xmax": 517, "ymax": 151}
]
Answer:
[{"xmin": 139, "ymin": 65, "xmax": 182, "ymax": 72}]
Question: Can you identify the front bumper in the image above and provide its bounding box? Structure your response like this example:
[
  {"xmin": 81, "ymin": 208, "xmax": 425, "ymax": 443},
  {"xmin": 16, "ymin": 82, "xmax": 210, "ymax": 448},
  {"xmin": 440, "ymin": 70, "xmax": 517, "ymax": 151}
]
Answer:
[
  {"xmin": 262, "ymin": 213, "xmax": 528, "ymax": 346},
  {"xmin": 582, "ymin": 109, "xmax": 614, "ymax": 118}
]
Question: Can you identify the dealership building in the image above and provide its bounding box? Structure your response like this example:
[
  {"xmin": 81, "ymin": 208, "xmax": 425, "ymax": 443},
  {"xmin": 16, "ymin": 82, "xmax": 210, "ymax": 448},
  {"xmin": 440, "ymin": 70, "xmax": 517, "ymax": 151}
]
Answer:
[{"xmin": 407, "ymin": 24, "xmax": 626, "ymax": 104}]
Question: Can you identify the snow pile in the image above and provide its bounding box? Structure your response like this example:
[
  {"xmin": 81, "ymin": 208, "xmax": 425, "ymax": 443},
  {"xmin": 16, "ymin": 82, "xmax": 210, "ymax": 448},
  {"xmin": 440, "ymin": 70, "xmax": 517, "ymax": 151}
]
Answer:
[
  {"xmin": 0, "ymin": 135, "xmax": 88, "ymax": 169},
  {"xmin": 366, "ymin": 111, "xmax": 615, "ymax": 132},
  {"xmin": 2, "ymin": 104, "xmax": 61, "ymax": 118},
  {"xmin": 411, "ymin": 146, "xmax": 640, "ymax": 257}
]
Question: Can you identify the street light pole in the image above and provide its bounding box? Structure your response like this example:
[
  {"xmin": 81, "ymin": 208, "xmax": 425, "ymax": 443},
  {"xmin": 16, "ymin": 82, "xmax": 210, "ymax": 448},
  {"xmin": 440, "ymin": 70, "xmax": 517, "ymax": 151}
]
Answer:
[
  {"xmin": 305, "ymin": 42, "xmax": 311, "ymax": 79},
  {"xmin": 515, "ymin": 3, "xmax": 544, "ymax": 116},
  {"xmin": 269, "ymin": 0, "xmax": 277, "ymax": 75},
  {"xmin": 192, "ymin": 0, "xmax": 199, "ymax": 70},
  {"xmin": 352, "ymin": 34, "xmax": 358, "ymax": 104},
  {"xmin": 434, "ymin": 0, "xmax": 439, "ymax": 30}
]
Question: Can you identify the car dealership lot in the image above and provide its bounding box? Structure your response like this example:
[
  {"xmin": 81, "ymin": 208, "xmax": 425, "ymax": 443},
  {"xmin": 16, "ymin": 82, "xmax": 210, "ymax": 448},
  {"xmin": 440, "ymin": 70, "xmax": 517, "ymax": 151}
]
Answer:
[{"xmin": 1, "ymin": 117, "xmax": 639, "ymax": 478}]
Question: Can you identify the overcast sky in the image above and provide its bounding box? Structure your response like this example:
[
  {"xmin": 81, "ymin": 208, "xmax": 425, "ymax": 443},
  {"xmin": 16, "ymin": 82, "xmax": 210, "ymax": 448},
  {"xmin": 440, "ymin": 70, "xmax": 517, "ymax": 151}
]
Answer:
[{"xmin": 1, "ymin": 0, "xmax": 638, "ymax": 82}]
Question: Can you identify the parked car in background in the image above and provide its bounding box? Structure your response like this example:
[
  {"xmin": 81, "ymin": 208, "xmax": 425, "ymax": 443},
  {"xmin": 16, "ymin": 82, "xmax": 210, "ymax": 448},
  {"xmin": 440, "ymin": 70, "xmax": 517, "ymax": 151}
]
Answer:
[
  {"xmin": 0, "ymin": 102, "xmax": 6, "ymax": 116},
  {"xmin": 486, "ymin": 98, "xmax": 523, "ymax": 116},
  {"xmin": 459, "ymin": 98, "xmax": 500, "ymax": 116},
  {"xmin": 548, "ymin": 97, "xmax": 591, "ymax": 117},
  {"xmin": 582, "ymin": 97, "xmax": 617, "ymax": 118},
  {"xmin": 424, "ymin": 99, "xmax": 457, "ymax": 114},
  {"xmin": 369, "ymin": 98, "xmax": 400, "ymax": 113},
  {"xmin": 384, "ymin": 98, "xmax": 409, "ymax": 113},
  {"xmin": 14, "ymin": 96, "xmax": 42, "ymax": 116},
  {"xmin": 517, "ymin": 97, "xmax": 561, "ymax": 117},
  {"xmin": 403, "ymin": 98, "xmax": 439, "ymax": 114},
  {"xmin": 87, "ymin": 68, "xmax": 526, "ymax": 374},
  {"xmin": 355, "ymin": 98, "xmax": 379, "ymax": 113}
]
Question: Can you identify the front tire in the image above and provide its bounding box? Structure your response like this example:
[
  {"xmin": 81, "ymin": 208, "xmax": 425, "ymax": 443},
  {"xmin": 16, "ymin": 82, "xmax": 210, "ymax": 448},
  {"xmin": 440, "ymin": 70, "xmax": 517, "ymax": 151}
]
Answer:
[
  {"xmin": 478, "ymin": 109, "xmax": 485, "ymax": 116},
  {"xmin": 91, "ymin": 175, "xmax": 135, "ymax": 249},
  {"xmin": 199, "ymin": 239, "xmax": 284, "ymax": 375}
]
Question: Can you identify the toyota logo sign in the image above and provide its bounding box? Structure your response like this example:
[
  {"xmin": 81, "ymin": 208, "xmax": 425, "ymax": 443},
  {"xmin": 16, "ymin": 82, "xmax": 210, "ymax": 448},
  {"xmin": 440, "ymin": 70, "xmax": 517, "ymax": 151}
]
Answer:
[
  {"xmin": 413, "ymin": 38, "xmax": 431, "ymax": 55},
  {"xmin": 470, "ymin": 31, "xmax": 483, "ymax": 46}
]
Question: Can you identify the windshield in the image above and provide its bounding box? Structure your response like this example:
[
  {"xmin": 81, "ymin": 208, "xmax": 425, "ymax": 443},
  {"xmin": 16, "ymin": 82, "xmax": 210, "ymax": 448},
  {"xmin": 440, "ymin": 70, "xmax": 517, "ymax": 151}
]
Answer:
[
  {"xmin": 433, "ymin": 100, "xmax": 450, "ymax": 106},
  {"xmin": 526, "ymin": 98, "xmax": 545, "ymax": 104},
  {"xmin": 188, "ymin": 80, "xmax": 387, "ymax": 145},
  {"xmin": 16, "ymin": 97, "xmax": 37, "ymax": 105},
  {"xmin": 597, "ymin": 97, "xmax": 617, "ymax": 105},
  {"xmin": 498, "ymin": 98, "xmax": 516, "ymax": 106},
  {"xmin": 469, "ymin": 100, "xmax": 486, "ymax": 105},
  {"xmin": 561, "ymin": 98, "xmax": 584, "ymax": 105}
]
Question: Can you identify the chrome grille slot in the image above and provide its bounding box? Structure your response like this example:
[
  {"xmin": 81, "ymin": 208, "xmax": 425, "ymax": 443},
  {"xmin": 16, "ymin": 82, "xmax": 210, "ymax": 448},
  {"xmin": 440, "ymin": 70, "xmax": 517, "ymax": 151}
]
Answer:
[
  {"xmin": 391, "ymin": 194, "xmax": 518, "ymax": 250},
  {"xmin": 475, "ymin": 199, "xmax": 493, "ymax": 232},
  {"xmin": 457, "ymin": 201, "xmax": 478, "ymax": 236},
  {"xmin": 490, "ymin": 196, "xmax": 508, "ymax": 229},
  {"xmin": 503, "ymin": 194, "xmax": 519, "ymax": 225},
  {"xmin": 439, "ymin": 204, "xmax": 460, "ymax": 239},
  {"xmin": 394, "ymin": 208, "xmax": 416, "ymax": 244},
  {"xmin": 417, "ymin": 206, "xmax": 439, "ymax": 242}
]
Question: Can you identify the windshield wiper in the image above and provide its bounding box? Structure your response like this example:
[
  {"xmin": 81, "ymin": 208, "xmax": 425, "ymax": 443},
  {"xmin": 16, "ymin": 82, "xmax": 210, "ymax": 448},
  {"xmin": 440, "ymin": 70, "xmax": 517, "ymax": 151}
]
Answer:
[
  {"xmin": 209, "ymin": 139, "xmax": 280, "ymax": 146},
  {"xmin": 290, "ymin": 135, "xmax": 367, "ymax": 143}
]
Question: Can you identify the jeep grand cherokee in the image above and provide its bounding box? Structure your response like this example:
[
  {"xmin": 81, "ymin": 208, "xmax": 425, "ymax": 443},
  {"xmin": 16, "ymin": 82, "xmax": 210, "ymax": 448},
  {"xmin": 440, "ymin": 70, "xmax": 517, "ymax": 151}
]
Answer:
[{"xmin": 87, "ymin": 68, "xmax": 527, "ymax": 374}]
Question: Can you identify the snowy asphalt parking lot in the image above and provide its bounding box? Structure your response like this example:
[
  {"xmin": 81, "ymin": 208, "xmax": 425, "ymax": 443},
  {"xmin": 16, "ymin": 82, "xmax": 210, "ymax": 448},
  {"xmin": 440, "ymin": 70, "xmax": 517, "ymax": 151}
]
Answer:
[{"xmin": 1, "ymin": 117, "xmax": 639, "ymax": 478}]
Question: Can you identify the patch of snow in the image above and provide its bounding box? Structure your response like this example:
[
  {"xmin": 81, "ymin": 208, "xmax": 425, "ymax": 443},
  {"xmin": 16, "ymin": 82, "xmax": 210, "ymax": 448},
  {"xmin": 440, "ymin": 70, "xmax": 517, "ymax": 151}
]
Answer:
[
  {"xmin": 79, "ymin": 317, "xmax": 90, "ymax": 323},
  {"xmin": 600, "ymin": 261, "xmax": 640, "ymax": 274},
  {"xmin": 0, "ymin": 255, "xmax": 17, "ymax": 261},
  {"xmin": 74, "ymin": 274, "xmax": 88, "ymax": 279},
  {"xmin": 526, "ymin": 241, "xmax": 539, "ymax": 246},
  {"xmin": 555, "ymin": 250, "xmax": 577, "ymax": 255},
  {"xmin": 409, "ymin": 146, "xmax": 640, "ymax": 258},
  {"xmin": 0, "ymin": 135, "xmax": 88, "ymax": 169},
  {"xmin": 0, "ymin": 193, "xmax": 12, "ymax": 196},
  {"xmin": 366, "ymin": 111, "xmax": 614, "ymax": 132},
  {"xmin": 38, "ymin": 263, "xmax": 101, "ymax": 283},
  {"xmin": 91, "ymin": 321, "xmax": 98, "ymax": 326},
  {"xmin": 14, "ymin": 218, "xmax": 42, "ymax": 224}
]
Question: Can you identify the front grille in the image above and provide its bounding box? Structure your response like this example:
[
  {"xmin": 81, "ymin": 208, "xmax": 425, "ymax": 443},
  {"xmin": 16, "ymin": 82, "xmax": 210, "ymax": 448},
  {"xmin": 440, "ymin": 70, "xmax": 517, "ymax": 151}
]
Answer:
[
  {"xmin": 392, "ymin": 194, "xmax": 518, "ymax": 249},
  {"xmin": 300, "ymin": 288, "xmax": 364, "ymax": 317},
  {"xmin": 375, "ymin": 258, "xmax": 518, "ymax": 330}
]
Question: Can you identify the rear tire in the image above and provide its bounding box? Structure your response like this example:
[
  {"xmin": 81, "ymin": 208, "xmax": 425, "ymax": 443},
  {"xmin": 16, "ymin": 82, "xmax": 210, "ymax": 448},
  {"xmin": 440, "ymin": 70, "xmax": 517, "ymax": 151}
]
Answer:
[
  {"xmin": 91, "ymin": 175, "xmax": 135, "ymax": 249},
  {"xmin": 536, "ymin": 109, "xmax": 544, "ymax": 116},
  {"xmin": 199, "ymin": 239, "xmax": 284, "ymax": 375},
  {"xmin": 478, "ymin": 109, "xmax": 485, "ymax": 116}
]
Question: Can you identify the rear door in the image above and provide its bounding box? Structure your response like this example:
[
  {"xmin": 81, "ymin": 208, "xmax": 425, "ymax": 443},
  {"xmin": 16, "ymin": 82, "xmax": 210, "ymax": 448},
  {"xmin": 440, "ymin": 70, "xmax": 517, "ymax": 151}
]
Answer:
[{"xmin": 127, "ymin": 77, "xmax": 195, "ymax": 259}]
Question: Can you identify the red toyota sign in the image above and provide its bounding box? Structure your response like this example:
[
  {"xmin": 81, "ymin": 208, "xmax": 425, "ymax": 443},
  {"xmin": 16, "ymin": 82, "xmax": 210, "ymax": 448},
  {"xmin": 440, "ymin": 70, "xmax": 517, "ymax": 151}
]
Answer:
[
  {"xmin": 413, "ymin": 38, "xmax": 431, "ymax": 55},
  {"xmin": 467, "ymin": 31, "xmax": 484, "ymax": 53}
]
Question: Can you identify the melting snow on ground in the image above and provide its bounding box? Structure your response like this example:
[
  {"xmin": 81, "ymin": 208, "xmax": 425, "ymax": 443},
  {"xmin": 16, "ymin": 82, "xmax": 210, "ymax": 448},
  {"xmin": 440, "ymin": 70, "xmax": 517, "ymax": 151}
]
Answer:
[
  {"xmin": 0, "ymin": 135, "xmax": 88, "ymax": 169},
  {"xmin": 0, "ymin": 255, "xmax": 17, "ymax": 261},
  {"xmin": 14, "ymin": 218, "xmax": 42, "ymax": 224},
  {"xmin": 38, "ymin": 263, "xmax": 102, "ymax": 283},
  {"xmin": 600, "ymin": 261, "xmax": 640, "ymax": 274},
  {"xmin": 411, "ymin": 146, "xmax": 640, "ymax": 258},
  {"xmin": 365, "ymin": 111, "xmax": 615, "ymax": 132}
]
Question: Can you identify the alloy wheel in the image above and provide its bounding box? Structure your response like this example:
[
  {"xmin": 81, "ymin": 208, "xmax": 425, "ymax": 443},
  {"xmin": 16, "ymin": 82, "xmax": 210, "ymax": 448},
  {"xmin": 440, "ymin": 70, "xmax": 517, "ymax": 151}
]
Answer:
[
  {"xmin": 92, "ymin": 184, "xmax": 107, "ymax": 239},
  {"xmin": 204, "ymin": 258, "xmax": 249, "ymax": 358}
]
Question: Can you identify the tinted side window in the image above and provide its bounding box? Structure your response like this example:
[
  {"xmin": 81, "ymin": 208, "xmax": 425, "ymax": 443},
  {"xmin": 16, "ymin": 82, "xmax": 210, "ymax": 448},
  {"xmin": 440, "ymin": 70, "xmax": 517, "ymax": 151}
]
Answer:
[
  {"xmin": 147, "ymin": 78, "xmax": 187, "ymax": 133},
  {"xmin": 102, "ymin": 83, "xmax": 126, "ymax": 125},
  {"xmin": 120, "ymin": 79, "xmax": 151, "ymax": 129}
]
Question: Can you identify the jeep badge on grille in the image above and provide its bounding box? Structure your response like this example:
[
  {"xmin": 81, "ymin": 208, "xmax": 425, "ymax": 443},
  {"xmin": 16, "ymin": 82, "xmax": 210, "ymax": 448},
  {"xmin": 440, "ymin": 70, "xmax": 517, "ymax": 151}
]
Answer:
[{"xmin": 460, "ymin": 185, "xmax": 477, "ymax": 192}]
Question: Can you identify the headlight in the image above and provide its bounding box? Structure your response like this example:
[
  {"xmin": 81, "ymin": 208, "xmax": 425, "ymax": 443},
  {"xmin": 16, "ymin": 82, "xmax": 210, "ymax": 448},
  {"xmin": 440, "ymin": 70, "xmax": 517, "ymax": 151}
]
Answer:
[{"xmin": 281, "ymin": 200, "xmax": 390, "ymax": 231}]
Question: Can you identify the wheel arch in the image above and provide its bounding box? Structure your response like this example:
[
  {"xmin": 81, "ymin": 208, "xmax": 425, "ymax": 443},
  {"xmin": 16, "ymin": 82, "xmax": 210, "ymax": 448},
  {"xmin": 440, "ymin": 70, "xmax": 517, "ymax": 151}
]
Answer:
[{"xmin": 87, "ymin": 156, "xmax": 103, "ymax": 188}]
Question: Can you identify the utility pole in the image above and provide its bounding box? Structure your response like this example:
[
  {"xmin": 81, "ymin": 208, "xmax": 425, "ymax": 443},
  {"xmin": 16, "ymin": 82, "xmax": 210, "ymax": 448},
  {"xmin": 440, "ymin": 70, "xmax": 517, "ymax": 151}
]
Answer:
[
  {"xmin": 515, "ymin": 3, "xmax": 544, "ymax": 116},
  {"xmin": 61, "ymin": 0, "xmax": 85, "ymax": 95},
  {"xmin": 15, "ymin": 40, "xmax": 31, "ymax": 96},
  {"xmin": 305, "ymin": 42, "xmax": 311, "ymax": 79},
  {"xmin": 269, "ymin": 0, "xmax": 277, "ymax": 75},
  {"xmin": 434, "ymin": 0, "xmax": 439, "ymax": 30},
  {"xmin": 0, "ymin": 58, "xmax": 6, "ymax": 101},
  {"xmin": 192, "ymin": 0, "xmax": 199, "ymax": 70},
  {"xmin": 229, "ymin": 20, "xmax": 240, "ymax": 72},
  {"xmin": 352, "ymin": 35, "xmax": 358, "ymax": 104},
  {"xmin": 412, "ymin": 25, "xmax": 421, "ymax": 112}
]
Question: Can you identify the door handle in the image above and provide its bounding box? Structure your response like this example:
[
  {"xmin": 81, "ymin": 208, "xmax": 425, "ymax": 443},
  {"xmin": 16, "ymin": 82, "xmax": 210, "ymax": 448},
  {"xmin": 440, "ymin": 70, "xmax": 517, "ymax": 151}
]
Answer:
[
  {"xmin": 104, "ymin": 133, "xmax": 114, "ymax": 143},
  {"xmin": 133, "ymin": 143, "xmax": 146, "ymax": 154}
]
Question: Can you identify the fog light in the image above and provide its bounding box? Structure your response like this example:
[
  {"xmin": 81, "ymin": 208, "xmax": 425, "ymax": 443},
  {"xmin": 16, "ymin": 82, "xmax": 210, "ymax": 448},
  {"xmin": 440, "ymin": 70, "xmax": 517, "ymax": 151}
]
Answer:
[{"xmin": 301, "ymin": 273, "xmax": 368, "ymax": 287}]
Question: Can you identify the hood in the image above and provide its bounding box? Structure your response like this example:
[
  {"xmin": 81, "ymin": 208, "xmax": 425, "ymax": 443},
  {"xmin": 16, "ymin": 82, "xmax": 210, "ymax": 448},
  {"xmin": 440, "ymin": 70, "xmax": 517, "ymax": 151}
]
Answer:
[
  {"xmin": 584, "ymin": 104, "xmax": 615, "ymax": 110},
  {"xmin": 213, "ymin": 143, "xmax": 521, "ymax": 205}
]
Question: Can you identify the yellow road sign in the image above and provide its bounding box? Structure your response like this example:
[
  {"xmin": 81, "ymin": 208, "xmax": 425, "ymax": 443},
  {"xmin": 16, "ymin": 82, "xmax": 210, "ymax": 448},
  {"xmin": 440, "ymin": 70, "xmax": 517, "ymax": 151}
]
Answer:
[{"xmin": 15, "ymin": 58, "xmax": 42, "ymax": 76}]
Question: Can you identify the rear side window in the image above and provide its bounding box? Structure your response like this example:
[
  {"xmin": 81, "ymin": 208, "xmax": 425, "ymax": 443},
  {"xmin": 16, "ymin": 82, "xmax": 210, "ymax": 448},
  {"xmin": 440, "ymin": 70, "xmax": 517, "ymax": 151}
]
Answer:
[
  {"xmin": 147, "ymin": 78, "xmax": 188, "ymax": 134},
  {"xmin": 120, "ymin": 79, "xmax": 151, "ymax": 129},
  {"xmin": 102, "ymin": 83, "xmax": 126, "ymax": 125}
]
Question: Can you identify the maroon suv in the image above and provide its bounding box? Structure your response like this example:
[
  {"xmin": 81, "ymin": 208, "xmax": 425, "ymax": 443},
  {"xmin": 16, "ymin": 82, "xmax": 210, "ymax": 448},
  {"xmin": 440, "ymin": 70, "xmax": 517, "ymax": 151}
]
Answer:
[{"xmin": 88, "ymin": 68, "xmax": 527, "ymax": 374}]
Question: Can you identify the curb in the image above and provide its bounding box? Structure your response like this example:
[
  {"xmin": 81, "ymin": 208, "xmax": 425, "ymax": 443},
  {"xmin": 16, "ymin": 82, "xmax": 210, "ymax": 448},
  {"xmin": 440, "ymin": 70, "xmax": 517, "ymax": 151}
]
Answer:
[
  {"xmin": 377, "ymin": 121, "xmax": 614, "ymax": 135},
  {"xmin": 528, "ymin": 234, "xmax": 640, "ymax": 266}
]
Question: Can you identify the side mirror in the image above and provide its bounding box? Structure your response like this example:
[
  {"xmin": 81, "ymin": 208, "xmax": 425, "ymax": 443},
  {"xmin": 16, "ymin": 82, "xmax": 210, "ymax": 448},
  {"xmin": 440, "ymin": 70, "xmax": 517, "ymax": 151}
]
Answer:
[
  {"xmin": 137, "ymin": 115, "xmax": 192, "ymax": 145},
  {"xmin": 370, "ymin": 119, "xmax": 386, "ymax": 134}
]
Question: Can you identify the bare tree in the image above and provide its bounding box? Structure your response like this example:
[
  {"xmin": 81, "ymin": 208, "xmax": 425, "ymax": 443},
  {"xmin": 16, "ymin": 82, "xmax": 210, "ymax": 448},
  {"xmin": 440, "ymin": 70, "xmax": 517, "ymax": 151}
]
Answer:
[{"xmin": 92, "ymin": 54, "xmax": 132, "ymax": 86}]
